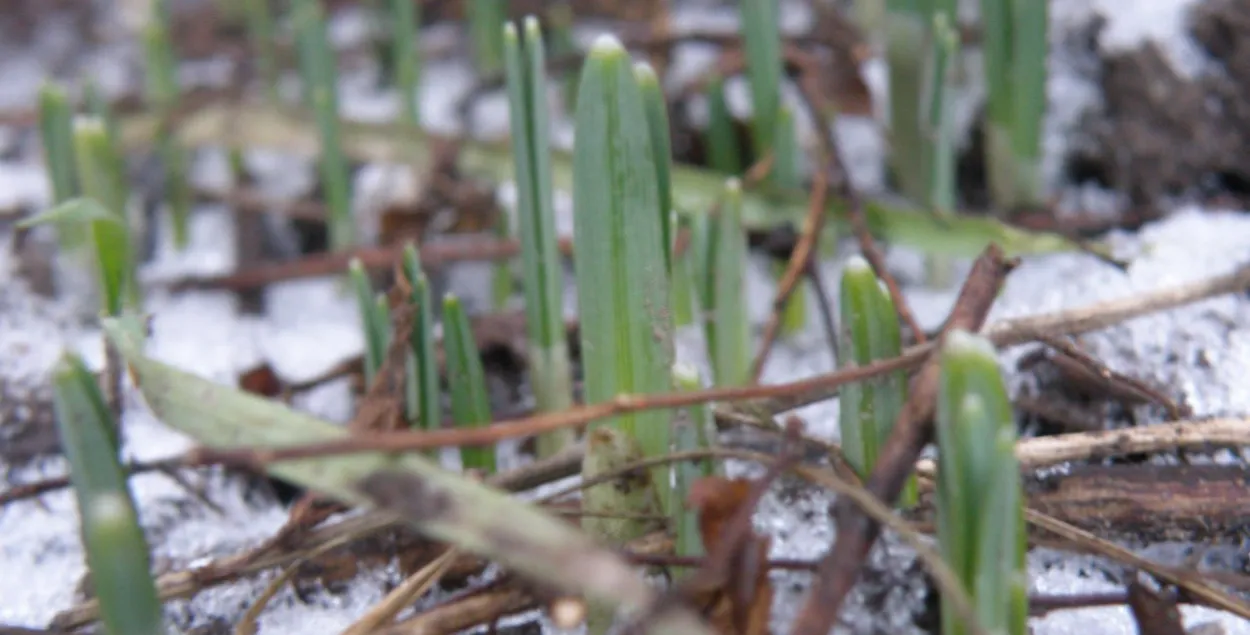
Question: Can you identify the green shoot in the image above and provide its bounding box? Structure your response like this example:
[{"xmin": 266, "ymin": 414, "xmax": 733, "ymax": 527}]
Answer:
[
  {"xmin": 636, "ymin": 62, "xmax": 674, "ymax": 270},
  {"xmin": 402, "ymin": 245, "xmax": 441, "ymax": 431},
  {"xmin": 581, "ymin": 426, "xmax": 666, "ymax": 635},
  {"xmin": 467, "ymin": 0, "xmax": 506, "ymax": 75},
  {"xmin": 503, "ymin": 17, "xmax": 575, "ymax": 457},
  {"xmin": 243, "ymin": 0, "xmax": 280, "ymax": 102},
  {"xmin": 923, "ymin": 13, "xmax": 960, "ymax": 216},
  {"xmin": 704, "ymin": 74, "xmax": 744, "ymax": 175},
  {"xmin": 981, "ymin": 0, "xmax": 1048, "ymax": 210},
  {"xmin": 38, "ymin": 83, "xmax": 78, "ymax": 206},
  {"xmin": 20, "ymin": 197, "xmax": 135, "ymax": 317},
  {"xmin": 738, "ymin": 0, "xmax": 783, "ymax": 158},
  {"xmin": 348, "ymin": 259, "xmax": 388, "ymax": 385},
  {"xmin": 389, "ymin": 0, "xmax": 422, "ymax": 126},
  {"xmin": 935, "ymin": 331, "xmax": 1027, "ymax": 635},
  {"xmin": 572, "ymin": 35, "xmax": 675, "ymax": 513},
  {"xmin": 705, "ymin": 179, "xmax": 750, "ymax": 387},
  {"xmin": 294, "ymin": 0, "xmax": 354, "ymax": 250},
  {"xmin": 52, "ymin": 353, "xmax": 163, "ymax": 635},
  {"xmin": 770, "ymin": 104, "xmax": 809, "ymax": 335},
  {"xmin": 837, "ymin": 256, "xmax": 913, "ymax": 504},
  {"xmin": 143, "ymin": 6, "xmax": 192, "ymax": 248},
  {"xmin": 443, "ymin": 294, "xmax": 495, "ymax": 473},
  {"xmin": 672, "ymin": 363, "xmax": 716, "ymax": 558}
]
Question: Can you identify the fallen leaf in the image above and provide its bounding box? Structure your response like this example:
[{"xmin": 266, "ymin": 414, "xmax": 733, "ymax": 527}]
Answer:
[{"xmin": 685, "ymin": 477, "xmax": 773, "ymax": 635}]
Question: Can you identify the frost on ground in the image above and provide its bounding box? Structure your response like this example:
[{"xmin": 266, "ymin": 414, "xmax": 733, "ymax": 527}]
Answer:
[{"xmin": 3, "ymin": 0, "xmax": 1250, "ymax": 633}]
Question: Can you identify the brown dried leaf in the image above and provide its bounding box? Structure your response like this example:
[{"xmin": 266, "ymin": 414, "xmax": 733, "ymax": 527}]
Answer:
[
  {"xmin": 1128, "ymin": 576, "xmax": 1186, "ymax": 635},
  {"xmin": 238, "ymin": 363, "xmax": 283, "ymax": 398},
  {"xmin": 685, "ymin": 477, "xmax": 773, "ymax": 635}
]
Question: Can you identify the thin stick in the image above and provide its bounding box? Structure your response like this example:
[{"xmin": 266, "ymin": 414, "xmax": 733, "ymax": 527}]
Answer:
[
  {"xmin": 751, "ymin": 172, "xmax": 829, "ymax": 381},
  {"xmin": 342, "ymin": 547, "xmax": 460, "ymax": 635},
  {"xmin": 186, "ymin": 355, "xmax": 918, "ymax": 468},
  {"xmin": 1038, "ymin": 334, "xmax": 1188, "ymax": 419},
  {"xmin": 792, "ymin": 68, "xmax": 927, "ymax": 343}
]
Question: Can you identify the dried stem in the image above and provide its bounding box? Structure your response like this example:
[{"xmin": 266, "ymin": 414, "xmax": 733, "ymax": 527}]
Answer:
[{"xmin": 750, "ymin": 172, "xmax": 829, "ymax": 381}]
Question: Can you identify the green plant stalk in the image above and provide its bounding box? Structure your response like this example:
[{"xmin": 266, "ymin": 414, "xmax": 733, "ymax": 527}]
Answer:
[
  {"xmin": 572, "ymin": 36, "xmax": 675, "ymax": 514},
  {"xmin": 885, "ymin": 0, "xmax": 929, "ymax": 204},
  {"xmin": 935, "ymin": 331, "xmax": 1027, "ymax": 635},
  {"xmin": 546, "ymin": 2, "xmax": 579, "ymax": 109},
  {"xmin": 348, "ymin": 259, "xmax": 387, "ymax": 385},
  {"xmin": 581, "ymin": 426, "xmax": 667, "ymax": 635},
  {"xmin": 402, "ymin": 245, "xmax": 441, "ymax": 431},
  {"xmin": 39, "ymin": 84, "xmax": 78, "ymax": 206},
  {"xmin": 923, "ymin": 13, "xmax": 960, "ymax": 216},
  {"xmin": 467, "ymin": 0, "xmax": 506, "ymax": 75},
  {"xmin": 491, "ymin": 209, "xmax": 513, "ymax": 311},
  {"xmin": 51, "ymin": 353, "xmax": 163, "ymax": 635},
  {"xmin": 119, "ymin": 103, "xmax": 1101, "ymax": 258},
  {"xmin": 443, "ymin": 294, "xmax": 495, "ymax": 474},
  {"xmin": 981, "ymin": 0, "xmax": 1047, "ymax": 210},
  {"xmin": 143, "ymin": 19, "xmax": 192, "ymax": 248},
  {"xmin": 837, "ymin": 256, "xmax": 914, "ymax": 504},
  {"xmin": 20, "ymin": 198, "xmax": 134, "ymax": 317},
  {"xmin": 636, "ymin": 63, "xmax": 674, "ymax": 270},
  {"xmin": 72, "ymin": 120, "xmax": 139, "ymax": 313},
  {"xmin": 503, "ymin": 17, "xmax": 575, "ymax": 458},
  {"xmin": 295, "ymin": 0, "xmax": 354, "ymax": 250},
  {"xmin": 704, "ymin": 74, "xmax": 743, "ymax": 175},
  {"xmin": 738, "ymin": 0, "xmax": 783, "ymax": 157},
  {"xmin": 706, "ymin": 179, "xmax": 750, "ymax": 387},
  {"xmin": 670, "ymin": 212, "xmax": 696, "ymax": 328},
  {"xmin": 672, "ymin": 363, "xmax": 715, "ymax": 558},
  {"xmin": 770, "ymin": 105, "xmax": 808, "ymax": 335},
  {"xmin": 244, "ymin": 0, "xmax": 280, "ymax": 102},
  {"xmin": 100, "ymin": 315, "xmax": 716, "ymax": 635},
  {"xmin": 389, "ymin": 0, "xmax": 421, "ymax": 126}
]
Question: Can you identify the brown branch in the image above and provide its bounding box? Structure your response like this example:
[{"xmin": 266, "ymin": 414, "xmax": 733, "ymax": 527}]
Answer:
[
  {"xmin": 1039, "ymin": 334, "xmax": 1190, "ymax": 419},
  {"xmin": 791, "ymin": 64, "xmax": 927, "ymax": 344},
  {"xmin": 790, "ymin": 245, "xmax": 1014, "ymax": 635},
  {"xmin": 750, "ymin": 172, "xmax": 830, "ymax": 382},
  {"xmin": 164, "ymin": 235, "xmax": 575, "ymax": 292},
  {"xmin": 185, "ymin": 354, "xmax": 918, "ymax": 469}
]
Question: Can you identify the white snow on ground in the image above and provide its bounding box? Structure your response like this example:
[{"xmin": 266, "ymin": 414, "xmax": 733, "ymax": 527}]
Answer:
[{"xmin": 3, "ymin": 1, "xmax": 1250, "ymax": 633}]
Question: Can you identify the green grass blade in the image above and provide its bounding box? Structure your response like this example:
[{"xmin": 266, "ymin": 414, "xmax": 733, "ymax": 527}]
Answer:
[
  {"xmin": 51, "ymin": 353, "xmax": 163, "ymax": 635},
  {"xmin": 572, "ymin": 35, "xmax": 675, "ymax": 513},
  {"xmin": 443, "ymin": 294, "xmax": 495, "ymax": 473},
  {"xmin": 704, "ymin": 74, "xmax": 743, "ymax": 175},
  {"xmin": 348, "ymin": 259, "xmax": 386, "ymax": 384},
  {"xmin": 672, "ymin": 363, "xmax": 715, "ymax": 558},
  {"xmin": 636, "ymin": 62, "xmax": 674, "ymax": 269},
  {"xmin": 402, "ymin": 245, "xmax": 441, "ymax": 430},
  {"xmin": 707, "ymin": 179, "xmax": 750, "ymax": 387},
  {"xmin": 38, "ymin": 83, "xmax": 78, "ymax": 206},
  {"xmin": 1008, "ymin": 0, "xmax": 1047, "ymax": 204},
  {"xmin": 503, "ymin": 17, "xmax": 575, "ymax": 457},
  {"xmin": 935, "ymin": 330, "xmax": 1025, "ymax": 635},
  {"xmin": 582, "ymin": 426, "xmax": 666, "ymax": 635},
  {"xmin": 923, "ymin": 13, "xmax": 960, "ymax": 215},
  {"xmin": 389, "ymin": 0, "xmax": 422, "ymax": 126},
  {"xmin": 100, "ymin": 315, "xmax": 716, "ymax": 635},
  {"xmin": 468, "ymin": 0, "xmax": 506, "ymax": 74},
  {"xmin": 244, "ymin": 0, "xmax": 280, "ymax": 102},
  {"xmin": 119, "ymin": 103, "xmax": 1102, "ymax": 258},
  {"xmin": 24, "ymin": 168, "xmax": 136, "ymax": 315},
  {"xmin": 885, "ymin": 1, "xmax": 927, "ymax": 203},
  {"xmin": 738, "ymin": 0, "xmax": 783, "ymax": 156},
  {"xmin": 143, "ymin": 5, "xmax": 191, "ymax": 247},
  {"xmin": 492, "ymin": 210, "xmax": 514, "ymax": 311},
  {"xmin": 294, "ymin": 0, "xmax": 354, "ymax": 250},
  {"xmin": 770, "ymin": 105, "xmax": 807, "ymax": 335},
  {"xmin": 670, "ymin": 212, "xmax": 696, "ymax": 328}
]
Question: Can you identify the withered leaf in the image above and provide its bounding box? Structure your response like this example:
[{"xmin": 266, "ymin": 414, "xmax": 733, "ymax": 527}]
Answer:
[{"xmin": 686, "ymin": 477, "xmax": 773, "ymax": 635}]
